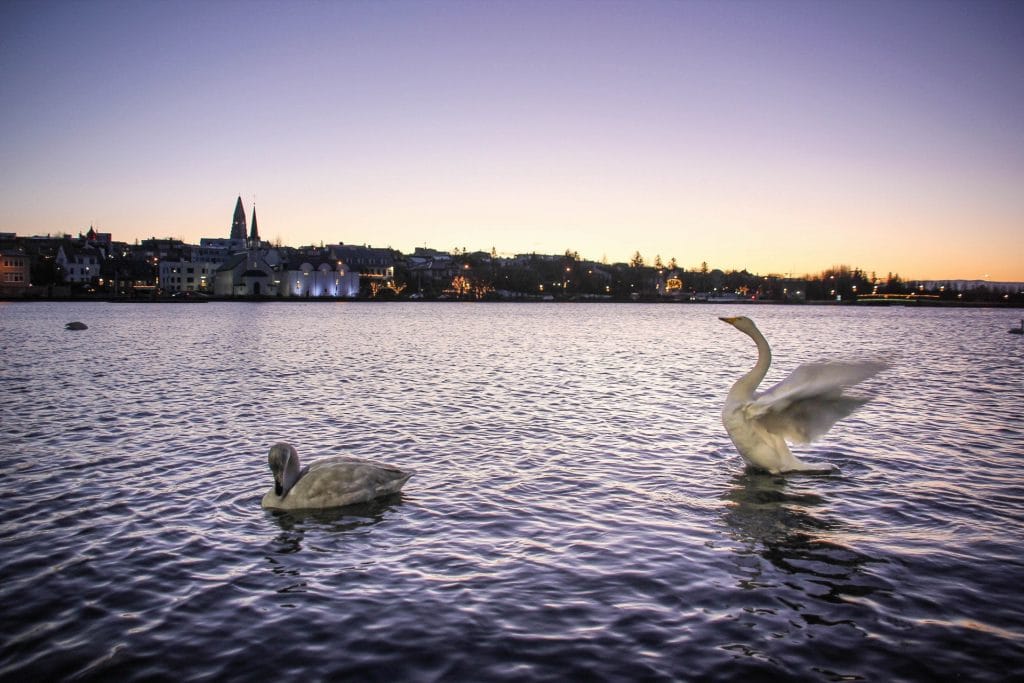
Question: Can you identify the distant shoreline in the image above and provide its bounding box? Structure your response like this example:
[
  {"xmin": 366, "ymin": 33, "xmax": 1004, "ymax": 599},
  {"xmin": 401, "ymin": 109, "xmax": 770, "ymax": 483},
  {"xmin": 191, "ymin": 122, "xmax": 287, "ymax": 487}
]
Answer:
[{"xmin": 2, "ymin": 295, "xmax": 1022, "ymax": 309}]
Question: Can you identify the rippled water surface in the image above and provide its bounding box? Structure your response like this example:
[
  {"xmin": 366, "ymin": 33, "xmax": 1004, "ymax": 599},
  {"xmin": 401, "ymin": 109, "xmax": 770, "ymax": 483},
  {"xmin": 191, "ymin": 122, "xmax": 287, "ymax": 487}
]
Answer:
[{"xmin": 2, "ymin": 302, "xmax": 1023, "ymax": 681}]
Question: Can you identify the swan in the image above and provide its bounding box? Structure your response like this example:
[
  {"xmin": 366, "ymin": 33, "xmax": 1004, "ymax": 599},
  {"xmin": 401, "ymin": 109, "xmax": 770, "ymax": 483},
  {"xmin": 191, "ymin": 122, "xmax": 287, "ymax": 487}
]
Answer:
[
  {"xmin": 261, "ymin": 442, "xmax": 413, "ymax": 510},
  {"xmin": 720, "ymin": 316, "xmax": 886, "ymax": 474},
  {"xmin": 65, "ymin": 321, "xmax": 88, "ymax": 330}
]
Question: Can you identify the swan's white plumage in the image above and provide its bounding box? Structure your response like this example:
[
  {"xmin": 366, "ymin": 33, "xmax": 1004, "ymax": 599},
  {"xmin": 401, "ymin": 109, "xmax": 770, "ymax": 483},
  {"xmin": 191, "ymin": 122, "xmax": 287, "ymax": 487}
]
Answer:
[
  {"xmin": 261, "ymin": 442, "xmax": 413, "ymax": 510},
  {"xmin": 720, "ymin": 316, "xmax": 885, "ymax": 473}
]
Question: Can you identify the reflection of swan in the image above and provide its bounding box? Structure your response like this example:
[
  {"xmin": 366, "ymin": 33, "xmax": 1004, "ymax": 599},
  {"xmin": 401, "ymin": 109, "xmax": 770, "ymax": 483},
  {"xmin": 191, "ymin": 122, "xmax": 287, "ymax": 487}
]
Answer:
[
  {"xmin": 722, "ymin": 471, "xmax": 829, "ymax": 548},
  {"xmin": 1010, "ymin": 320, "xmax": 1023, "ymax": 335},
  {"xmin": 720, "ymin": 316, "xmax": 885, "ymax": 474},
  {"xmin": 65, "ymin": 321, "xmax": 88, "ymax": 330},
  {"xmin": 721, "ymin": 472, "xmax": 874, "ymax": 600},
  {"xmin": 261, "ymin": 442, "xmax": 413, "ymax": 510}
]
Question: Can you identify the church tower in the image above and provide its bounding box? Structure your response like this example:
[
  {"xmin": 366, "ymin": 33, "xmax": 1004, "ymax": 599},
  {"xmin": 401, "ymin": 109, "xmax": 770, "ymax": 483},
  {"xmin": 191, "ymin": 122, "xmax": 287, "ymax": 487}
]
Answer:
[
  {"xmin": 248, "ymin": 205, "xmax": 260, "ymax": 248},
  {"xmin": 230, "ymin": 196, "xmax": 247, "ymax": 241}
]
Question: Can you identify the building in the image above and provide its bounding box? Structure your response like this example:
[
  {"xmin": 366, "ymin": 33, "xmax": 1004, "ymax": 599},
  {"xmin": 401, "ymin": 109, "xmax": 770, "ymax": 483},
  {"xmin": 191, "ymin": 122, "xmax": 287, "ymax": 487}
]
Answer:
[
  {"xmin": 56, "ymin": 243, "xmax": 103, "ymax": 284},
  {"xmin": 327, "ymin": 244, "xmax": 395, "ymax": 282},
  {"xmin": 214, "ymin": 251, "xmax": 277, "ymax": 296},
  {"xmin": 657, "ymin": 271, "xmax": 684, "ymax": 297},
  {"xmin": 159, "ymin": 260, "xmax": 220, "ymax": 293},
  {"xmin": 0, "ymin": 249, "xmax": 30, "ymax": 296},
  {"xmin": 280, "ymin": 255, "xmax": 359, "ymax": 298},
  {"xmin": 206, "ymin": 197, "xmax": 286, "ymax": 296},
  {"xmin": 230, "ymin": 196, "xmax": 247, "ymax": 243}
]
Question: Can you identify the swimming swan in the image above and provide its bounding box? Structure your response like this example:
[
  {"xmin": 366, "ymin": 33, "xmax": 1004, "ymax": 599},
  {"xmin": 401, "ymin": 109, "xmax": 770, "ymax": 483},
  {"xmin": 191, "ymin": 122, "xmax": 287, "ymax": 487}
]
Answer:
[
  {"xmin": 65, "ymin": 321, "xmax": 88, "ymax": 330},
  {"xmin": 720, "ymin": 316, "xmax": 886, "ymax": 474},
  {"xmin": 261, "ymin": 442, "xmax": 413, "ymax": 510}
]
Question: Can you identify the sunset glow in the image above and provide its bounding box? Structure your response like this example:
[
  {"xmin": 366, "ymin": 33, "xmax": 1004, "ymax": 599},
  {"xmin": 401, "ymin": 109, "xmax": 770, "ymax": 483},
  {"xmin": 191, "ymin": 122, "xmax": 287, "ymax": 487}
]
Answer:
[{"xmin": 1, "ymin": 0, "xmax": 1021, "ymax": 280}]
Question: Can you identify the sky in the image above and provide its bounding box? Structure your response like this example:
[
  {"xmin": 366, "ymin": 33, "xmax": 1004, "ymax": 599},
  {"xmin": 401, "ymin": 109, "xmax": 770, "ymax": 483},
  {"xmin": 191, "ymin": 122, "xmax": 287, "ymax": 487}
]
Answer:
[{"xmin": 1, "ymin": 0, "xmax": 1022, "ymax": 280}]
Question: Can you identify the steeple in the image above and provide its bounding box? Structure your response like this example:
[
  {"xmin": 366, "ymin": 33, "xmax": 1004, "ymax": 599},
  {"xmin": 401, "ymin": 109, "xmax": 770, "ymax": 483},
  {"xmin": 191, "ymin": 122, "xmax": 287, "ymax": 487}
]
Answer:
[
  {"xmin": 249, "ymin": 205, "xmax": 260, "ymax": 245},
  {"xmin": 230, "ymin": 196, "xmax": 247, "ymax": 241}
]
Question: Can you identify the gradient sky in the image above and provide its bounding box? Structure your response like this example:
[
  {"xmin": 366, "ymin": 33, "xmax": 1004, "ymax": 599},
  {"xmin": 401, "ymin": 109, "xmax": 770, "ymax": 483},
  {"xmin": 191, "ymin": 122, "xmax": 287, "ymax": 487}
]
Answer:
[{"xmin": 2, "ymin": 0, "xmax": 1022, "ymax": 280}]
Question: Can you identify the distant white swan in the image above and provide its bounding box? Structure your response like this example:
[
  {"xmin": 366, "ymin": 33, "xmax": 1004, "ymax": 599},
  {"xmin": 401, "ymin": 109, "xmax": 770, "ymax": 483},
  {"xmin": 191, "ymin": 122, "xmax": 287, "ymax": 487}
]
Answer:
[
  {"xmin": 720, "ymin": 316, "xmax": 886, "ymax": 474},
  {"xmin": 261, "ymin": 442, "xmax": 413, "ymax": 510},
  {"xmin": 65, "ymin": 321, "xmax": 88, "ymax": 330}
]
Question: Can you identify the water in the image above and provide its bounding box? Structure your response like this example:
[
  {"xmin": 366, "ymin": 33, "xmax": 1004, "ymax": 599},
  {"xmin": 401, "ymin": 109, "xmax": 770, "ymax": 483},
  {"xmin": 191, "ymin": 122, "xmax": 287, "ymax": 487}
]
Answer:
[{"xmin": 1, "ymin": 301, "xmax": 1022, "ymax": 681}]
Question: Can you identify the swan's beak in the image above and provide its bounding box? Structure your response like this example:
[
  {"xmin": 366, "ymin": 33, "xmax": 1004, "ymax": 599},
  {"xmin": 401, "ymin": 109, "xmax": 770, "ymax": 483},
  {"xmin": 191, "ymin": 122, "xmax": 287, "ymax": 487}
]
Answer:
[{"xmin": 719, "ymin": 316, "xmax": 739, "ymax": 325}]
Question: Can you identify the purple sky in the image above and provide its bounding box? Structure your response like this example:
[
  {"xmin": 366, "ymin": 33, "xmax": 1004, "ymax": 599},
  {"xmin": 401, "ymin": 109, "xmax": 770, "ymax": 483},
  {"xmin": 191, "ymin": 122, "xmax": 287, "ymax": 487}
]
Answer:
[{"xmin": 2, "ymin": 0, "xmax": 1022, "ymax": 279}]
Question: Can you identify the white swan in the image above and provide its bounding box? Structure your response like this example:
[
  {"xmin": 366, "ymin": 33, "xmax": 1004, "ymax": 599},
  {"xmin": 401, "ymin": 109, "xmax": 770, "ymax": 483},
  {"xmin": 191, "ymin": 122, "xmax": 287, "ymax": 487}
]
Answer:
[
  {"xmin": 261, "ymin": 442, "xmax": 413, "ymax": 510},
  {"xmin": 720, "ymin": 316, "xmax": 886, "ymax": 474}
]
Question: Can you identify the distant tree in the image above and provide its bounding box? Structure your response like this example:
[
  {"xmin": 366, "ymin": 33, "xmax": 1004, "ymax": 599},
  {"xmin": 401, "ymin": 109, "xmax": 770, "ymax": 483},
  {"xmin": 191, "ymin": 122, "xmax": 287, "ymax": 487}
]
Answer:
[
  {"xmin": 668, "ymin": 256, "xmax": 678, "ymax": 270},
  {"xmin": 654, "ymin": 254, "xmax": 664, "ymax": 269},
  {"xmin": 630, "ymin": 251, "xmax": 645, "ymax": 268}
]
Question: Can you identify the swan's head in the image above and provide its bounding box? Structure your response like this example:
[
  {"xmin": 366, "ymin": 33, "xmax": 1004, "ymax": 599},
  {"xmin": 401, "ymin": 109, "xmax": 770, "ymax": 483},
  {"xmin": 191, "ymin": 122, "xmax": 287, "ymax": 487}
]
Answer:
[
  {"xmin": 720, "ymin": 316, "xmax": 758, "ymax": 336},
  {"xmin": 268, "ymin": 442, "xmax": 302, "ymax": 497}
]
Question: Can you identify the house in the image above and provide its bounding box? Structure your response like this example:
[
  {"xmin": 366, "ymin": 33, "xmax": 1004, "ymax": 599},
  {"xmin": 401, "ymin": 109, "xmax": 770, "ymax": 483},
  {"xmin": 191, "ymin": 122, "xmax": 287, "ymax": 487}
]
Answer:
[
  {"xmin": 0, "ymin": 249, "xmax": 30, "ymax": 296},
  {"xmin": 159, "ymin": 260, "xmax": 220, "ymax": 293},
  {"xmin": 327, "ymin": 245, "xmax": 395, "ymax": 283},
  {"xmin": 56, "ymin": 243, "xmax": 103, "ymax": 284},
  {"xmin": 407, "ymin": 254, "xmax": 457, "ymax": 294}
]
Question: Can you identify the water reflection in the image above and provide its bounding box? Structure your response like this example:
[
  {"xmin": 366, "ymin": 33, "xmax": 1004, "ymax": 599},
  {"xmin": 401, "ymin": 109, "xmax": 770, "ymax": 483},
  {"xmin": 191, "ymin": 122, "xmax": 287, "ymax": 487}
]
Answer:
[
  {"xmin": 264, "ymin": 494, "xmax": 406, "ymax": 553},
  {"xmin": 263, "ymin": 495, "xmax": 407, "ymax": 598},
  {"xmin": 2, "ymin": 303, "xmax": 1018, "ymax": 681},
  {"xmin": 722, "ymin": 471, "xmax": 878, "ymax": 604}
]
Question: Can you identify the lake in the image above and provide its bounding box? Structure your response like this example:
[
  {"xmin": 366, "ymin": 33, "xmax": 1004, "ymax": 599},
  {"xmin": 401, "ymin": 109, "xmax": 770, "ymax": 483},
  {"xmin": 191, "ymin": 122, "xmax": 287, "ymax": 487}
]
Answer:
[{"xmin": 1, "ymin": 301, "xmax": 1022, "ymax": 681}]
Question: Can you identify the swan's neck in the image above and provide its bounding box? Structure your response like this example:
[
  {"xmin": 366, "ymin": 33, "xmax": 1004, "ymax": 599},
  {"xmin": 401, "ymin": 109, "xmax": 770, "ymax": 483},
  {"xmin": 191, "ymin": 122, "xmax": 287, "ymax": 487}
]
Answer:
[
  {"xmin": 279, "ymin": 456, "xmax": 305, "ymax": 496},
  {"xmin": 728, "ymin": 326, "xmax": 772, "ymax": 402}
]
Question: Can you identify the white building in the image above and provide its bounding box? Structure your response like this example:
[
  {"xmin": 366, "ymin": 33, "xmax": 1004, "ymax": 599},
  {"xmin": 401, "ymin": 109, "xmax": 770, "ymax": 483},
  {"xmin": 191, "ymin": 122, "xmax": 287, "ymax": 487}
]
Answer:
[
  {"xmin": 281, "ymin": 259, "xmax": 359, "ymax": 298},
  {"xmin": 56, "ymin": 244, "xmax": 103, "ymax": 284},
  {"xmin": 214, "ymin": 251, "xmax": 277, "ymax": 297}
]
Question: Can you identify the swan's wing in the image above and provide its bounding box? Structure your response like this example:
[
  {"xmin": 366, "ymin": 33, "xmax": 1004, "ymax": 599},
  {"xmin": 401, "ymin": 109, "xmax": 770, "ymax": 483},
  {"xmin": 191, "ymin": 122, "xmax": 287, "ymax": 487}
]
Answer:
[
  {"xmin": 745, "ymin": 361, "xmax": 887, "ymax": 443},
  {"xmin": 753, "ymin": 394, "xmax": 872, "ymax": 443},
  {"xmin": 298, "ymin": 459, "xmax": 412, "ymax": 507},
  {"xmin": 753, "ymin": 361, "xmax": 887, "ymax": 408}
]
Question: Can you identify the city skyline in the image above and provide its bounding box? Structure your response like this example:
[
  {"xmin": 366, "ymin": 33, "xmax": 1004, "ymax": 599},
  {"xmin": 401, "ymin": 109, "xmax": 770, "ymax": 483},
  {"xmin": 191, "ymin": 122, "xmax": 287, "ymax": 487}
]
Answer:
[{"xmin": 2, "ymin": 0, "xmax": 1022, "ymax": 280}]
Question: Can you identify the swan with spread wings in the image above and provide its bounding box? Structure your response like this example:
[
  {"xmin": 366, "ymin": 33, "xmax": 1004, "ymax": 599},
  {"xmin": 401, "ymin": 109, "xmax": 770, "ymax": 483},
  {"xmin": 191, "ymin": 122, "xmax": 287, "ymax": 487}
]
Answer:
[{"xmin": 720, "ymin": 316, "xmax": 886, "ymax": 474}]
